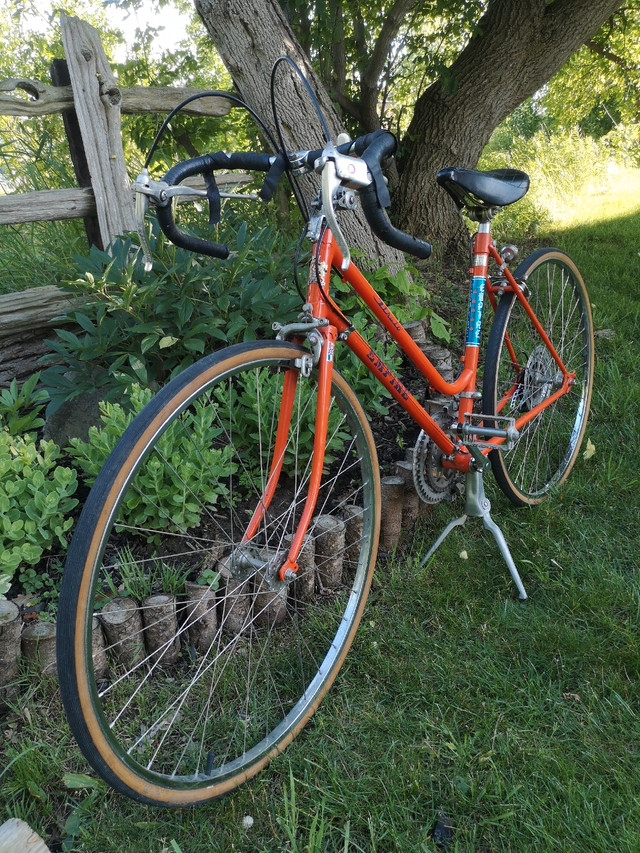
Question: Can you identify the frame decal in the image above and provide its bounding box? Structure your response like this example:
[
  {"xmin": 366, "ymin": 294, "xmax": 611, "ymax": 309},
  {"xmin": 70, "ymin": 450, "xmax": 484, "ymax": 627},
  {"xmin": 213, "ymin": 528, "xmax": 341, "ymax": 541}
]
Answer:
[{"xmin": 465, "ymin": 275, "xmax": 486, "ymax": 347}]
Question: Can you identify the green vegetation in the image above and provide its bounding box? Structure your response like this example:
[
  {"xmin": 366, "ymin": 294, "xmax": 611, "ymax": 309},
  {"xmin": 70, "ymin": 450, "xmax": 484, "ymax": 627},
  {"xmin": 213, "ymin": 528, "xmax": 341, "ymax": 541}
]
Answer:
[
  {"xmin": 1, "ymin": 156, "xmax": 639, "ymax": 849},
  {"xmin": 67, "ymin": 384, "xmax": 235, "ymax": 540},
  {"xmin": 39, "ymin": 222, "xmax": 302, "ymax": 412},
  {"xmin": 0, "ymin": 432, "xmax": 77, "ymax": 597}
]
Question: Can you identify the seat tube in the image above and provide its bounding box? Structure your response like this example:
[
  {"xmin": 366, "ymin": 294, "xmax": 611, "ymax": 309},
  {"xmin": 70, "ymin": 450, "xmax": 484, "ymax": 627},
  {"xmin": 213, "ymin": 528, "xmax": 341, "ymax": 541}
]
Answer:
[{"xmin": 459, "ymin": 222, "xmax": 491, "ymax": 421}]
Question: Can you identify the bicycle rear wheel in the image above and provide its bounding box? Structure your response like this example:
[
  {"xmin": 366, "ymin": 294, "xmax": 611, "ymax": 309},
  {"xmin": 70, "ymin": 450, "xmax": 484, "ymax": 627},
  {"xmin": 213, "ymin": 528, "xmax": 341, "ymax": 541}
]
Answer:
[
  {"xmin": 57, "ymin": 340, "xmax": 380, "ymax": 806},
  {"xmin": 483, "ymin": 249, "xmax": 594, "ymax": 506}
]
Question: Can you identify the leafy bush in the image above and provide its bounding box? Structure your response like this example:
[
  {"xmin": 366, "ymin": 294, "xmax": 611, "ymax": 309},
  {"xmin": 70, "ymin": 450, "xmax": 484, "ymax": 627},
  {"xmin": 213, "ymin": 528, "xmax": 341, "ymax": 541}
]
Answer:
[
  {"xmin": 0, "ymin": 432, "xmax": 78, "ymax": 598},
  {"xmin": 602, "ymin": 122, "xmax": 640, "ymax": 168},
  {"xmin": 40, "ymin": 219, "xmax": 301, "ymax": 412},
  {"xmin": 0, "ymin": 373, "xmax": 49, "ymax": 435},
  {"xmin": 67, "ymin": 385, "xmax": 236, "ymax": 543},
  {"xmin": 333, "ymin": 261, "xmax": 450, "ymax": 342}
]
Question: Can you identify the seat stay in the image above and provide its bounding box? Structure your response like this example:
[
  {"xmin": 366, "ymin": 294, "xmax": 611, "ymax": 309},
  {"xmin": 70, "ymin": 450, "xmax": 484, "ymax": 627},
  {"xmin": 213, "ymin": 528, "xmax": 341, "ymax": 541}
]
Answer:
[{"xmin": 491, "ymin": 244, "xmax": 574, "ymax": 379}]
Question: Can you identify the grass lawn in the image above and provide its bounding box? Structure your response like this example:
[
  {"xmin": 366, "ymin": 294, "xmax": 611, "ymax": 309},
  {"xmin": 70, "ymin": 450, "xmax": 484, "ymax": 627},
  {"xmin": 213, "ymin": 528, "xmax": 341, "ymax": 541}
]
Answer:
[{"xmin": 1, "ymin": 167, "xmax": 639, "ymax": 852}]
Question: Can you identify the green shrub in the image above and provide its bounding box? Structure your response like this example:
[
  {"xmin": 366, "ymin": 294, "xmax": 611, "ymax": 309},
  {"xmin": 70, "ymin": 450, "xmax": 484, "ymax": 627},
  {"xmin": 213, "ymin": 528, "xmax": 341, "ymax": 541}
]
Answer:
[
  {"xmin": 602, "ymin": 122, "xmax": 640, "ymax": 168},
  {"xmin": 0, "ymin": 373, "xmax": 49, "ymax": 435},
  {"xmin": 40, "ymin": 219, "xmax": 301, "ymax": 413},
  {"xmin": 67, "ymin": 385, "xmax": 236, "ymax": 543},
  {"xmin": 0, "ymin": 432, "xmax": 78, "ymax": 598}
]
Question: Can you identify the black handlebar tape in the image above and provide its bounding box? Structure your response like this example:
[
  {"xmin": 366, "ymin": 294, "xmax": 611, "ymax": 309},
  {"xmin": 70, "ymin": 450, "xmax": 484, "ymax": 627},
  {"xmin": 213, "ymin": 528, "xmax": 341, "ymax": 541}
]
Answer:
[
  {"xmin": 356, "ymin": 132, "xmax": 432, "ymax": 259},
  {"xmin": 299, "ymin": 130, "xmax": 390, "ymax": 170},
  {"xmin": 359, "ymin": 132, "xmax": 395, "ymax": 209},
  {"xmin": 163, "ymin": 151, "xmax": 273, "ymax": 185},
  {"xmin": 259, "ymin": 154, "xmax": 287, "ymax": 201},
  {"xmin": 157, "ymin": 152, "xmax": 276, "ymax": 258},
  {"xmin": 155, "ymin": 205, "xmax": 230, "ymax": 259},
  {"xmin": 359, "ymin": 183, "xmax": 432, "ymax": 259},
  {"xmin": 296, "ymin": 131, "xmax": 431, "ymax": 258}
]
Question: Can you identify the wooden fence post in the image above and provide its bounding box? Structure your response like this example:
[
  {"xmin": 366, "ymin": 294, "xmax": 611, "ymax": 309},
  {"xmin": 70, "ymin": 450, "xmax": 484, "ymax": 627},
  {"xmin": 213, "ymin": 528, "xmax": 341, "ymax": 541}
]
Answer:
[
  {"xmin": 60, "ymin": 13, "xmax": 136, "ymax": 248},
  {"xmin": 50, "ymin": 57, "xmax": 102, "ymax": 248}
]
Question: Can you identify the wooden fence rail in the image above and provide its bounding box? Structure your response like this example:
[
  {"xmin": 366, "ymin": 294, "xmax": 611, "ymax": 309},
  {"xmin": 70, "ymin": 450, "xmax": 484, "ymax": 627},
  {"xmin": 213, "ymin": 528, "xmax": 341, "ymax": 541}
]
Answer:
[{"xmin": 0, "ymin": 13, "xmax": 232, "ymax": 382}]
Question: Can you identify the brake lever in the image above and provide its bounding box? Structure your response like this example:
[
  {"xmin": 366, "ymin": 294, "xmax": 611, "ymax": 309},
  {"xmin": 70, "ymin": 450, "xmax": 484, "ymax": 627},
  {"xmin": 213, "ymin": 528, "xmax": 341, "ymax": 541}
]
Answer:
[
  {"xmin": 320, "ymin": 155, "xmax": 351, "ymax": 271},
  {"xmin": 133, "ymin": 171, "xmax": 220, "ymax": 271},
  {"xmin": 317, "ymin": 145, "xmax": 372, "ymax": 271},
  {"xmin": 134, "ymin": 168, "xmax": 154, "ymax": 272}
]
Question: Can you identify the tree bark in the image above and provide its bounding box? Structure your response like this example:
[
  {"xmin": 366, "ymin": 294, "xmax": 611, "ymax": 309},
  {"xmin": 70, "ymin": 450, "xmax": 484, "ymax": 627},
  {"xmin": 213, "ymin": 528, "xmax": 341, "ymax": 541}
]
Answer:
[
  {"xmin": 394, "ymin": 0, "xmax": 624, "ymax": 259},
  {"xmin": 193, "ymin": 0, "xmax": 407, "ymax": 270}
]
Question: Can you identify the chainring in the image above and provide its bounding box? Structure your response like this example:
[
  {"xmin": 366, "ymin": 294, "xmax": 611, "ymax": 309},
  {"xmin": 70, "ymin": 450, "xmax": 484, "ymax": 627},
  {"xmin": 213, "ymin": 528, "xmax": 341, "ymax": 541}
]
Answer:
[{"xmin": 412, "ymin": 410, "xmax": 461, "ymax": 504}]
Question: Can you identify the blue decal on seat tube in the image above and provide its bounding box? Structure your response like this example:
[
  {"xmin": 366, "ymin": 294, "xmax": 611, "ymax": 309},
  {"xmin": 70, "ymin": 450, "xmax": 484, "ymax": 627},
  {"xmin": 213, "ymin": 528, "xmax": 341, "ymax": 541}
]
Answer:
[{"xmin": 465, "ymin": 276, "xmax": 486, "ymax": 347}]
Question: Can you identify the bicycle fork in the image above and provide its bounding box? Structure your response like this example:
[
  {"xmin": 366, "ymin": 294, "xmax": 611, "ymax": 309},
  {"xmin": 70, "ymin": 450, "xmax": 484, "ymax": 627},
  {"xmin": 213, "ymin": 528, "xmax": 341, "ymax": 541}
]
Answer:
[{"xmin": 241, "ymin": 326, "xmax": 338, "ymax": 583}]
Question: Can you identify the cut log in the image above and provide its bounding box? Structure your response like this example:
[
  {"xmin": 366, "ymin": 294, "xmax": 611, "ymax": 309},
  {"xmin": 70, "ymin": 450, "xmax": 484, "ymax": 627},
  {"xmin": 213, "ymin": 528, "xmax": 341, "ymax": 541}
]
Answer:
[
  {"xmin": 91, "ymin": 615, "xmax": 108, "ymax": 680},
  {"xmin": 21, "ymin": 620, "xmax": 57, "ymax": 676},
  {"xmin": 141, "ymin": 593, "xmax": 181, "ymax": 665},
  {"xmin": 220, "ymin": 556, "xmax": 252, "ymax": 635},
  {"xmin": 342, "ymin": 504, "xmax": 364, "ymax": 581},
  {"xmin": 0, "ymin": 818, "xmax": 51, "ymax": 853},
  {"xmin": 253, "ymin": 549, "xmax": 288, "ymax": 627},
  {"xmin": 394, "ymin": 460, "xmax": 421, "ymax": 530},
  {"xmin": 184, "ymin": 580, "xmax": 218, "ymax": 654},
  {"xmin": 380, "ymin": 475, "xmax": 405, "ymax": 553},
  {"xmin": 254, "ymin": 575, "xmax": 288, "ymax": 627},
  {"xmin": 0, "ymin": 600, "xmax": 21, "ymax": 686},
  {"xmin": 284, "ymin": 532, "xmax": 315, "ymax": 601},
  {"xmin": 99, "ymin": 597, "xmax": 145, "ymax": 668},
  {"xmin": 314, "ymin": 515, "xmax": 346, "ymax": 590},
  {"xmin": 421, "ymin": 344, "xmax": 454, "ymax": 384}
]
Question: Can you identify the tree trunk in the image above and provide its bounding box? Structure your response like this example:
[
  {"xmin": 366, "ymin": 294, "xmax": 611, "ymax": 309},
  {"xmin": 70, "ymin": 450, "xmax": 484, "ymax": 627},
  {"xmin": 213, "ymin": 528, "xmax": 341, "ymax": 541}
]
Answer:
[
  {"xmin": 394, "ymin": 0, "xmax": 624, "ymax": 259},
  {"xmin": 193, "ymin": 0, "xmax": 407, "ymax": 271}
]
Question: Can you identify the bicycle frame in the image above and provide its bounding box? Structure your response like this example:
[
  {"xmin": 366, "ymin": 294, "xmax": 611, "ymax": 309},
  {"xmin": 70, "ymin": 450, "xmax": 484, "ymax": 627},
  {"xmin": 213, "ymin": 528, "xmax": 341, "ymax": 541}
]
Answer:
[{"xmin": 246, "ymin": 220, "xmax": 577, "ymax": 580}]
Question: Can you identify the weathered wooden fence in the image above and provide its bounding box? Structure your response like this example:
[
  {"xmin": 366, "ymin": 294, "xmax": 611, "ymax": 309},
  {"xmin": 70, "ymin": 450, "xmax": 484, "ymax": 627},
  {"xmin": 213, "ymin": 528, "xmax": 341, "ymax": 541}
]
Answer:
[{"xmin": 0, "ymin": 13, "xmax": 232, "ymax": 384}]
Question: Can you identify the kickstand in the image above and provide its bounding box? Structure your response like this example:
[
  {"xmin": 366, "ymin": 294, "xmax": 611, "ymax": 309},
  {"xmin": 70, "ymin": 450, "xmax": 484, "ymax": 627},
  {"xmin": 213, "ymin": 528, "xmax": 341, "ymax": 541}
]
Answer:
[{"xmin": 419, "ymin": 470, "xmax": 528, "ymax": 600}]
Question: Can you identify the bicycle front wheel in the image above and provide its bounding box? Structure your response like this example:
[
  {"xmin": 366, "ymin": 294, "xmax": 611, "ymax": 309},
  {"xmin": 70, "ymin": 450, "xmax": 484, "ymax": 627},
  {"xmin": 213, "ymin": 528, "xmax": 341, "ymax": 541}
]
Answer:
[
  {"xmin": 57, "ymin": 341, "xmax": 380, "ymax": 806},
  {"xmin": 483, "ymin": 249, "xmax": 594, "ymax": 506}
]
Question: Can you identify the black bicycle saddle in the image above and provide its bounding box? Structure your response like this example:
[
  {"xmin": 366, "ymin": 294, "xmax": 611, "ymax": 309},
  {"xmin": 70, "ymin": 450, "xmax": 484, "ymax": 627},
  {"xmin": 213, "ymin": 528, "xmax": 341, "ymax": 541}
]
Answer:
[{"xmin": 437, "ymin": 167, "xmax": 530, "ymax": 210}]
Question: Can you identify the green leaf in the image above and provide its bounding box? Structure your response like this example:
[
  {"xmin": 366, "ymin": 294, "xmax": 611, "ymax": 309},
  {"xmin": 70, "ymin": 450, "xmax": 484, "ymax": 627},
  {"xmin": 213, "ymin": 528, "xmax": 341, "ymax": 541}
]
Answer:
[
  {"xmin": 128, "ymin": 354, "xmax": 148, "ymax": 384},
  {"xmin": 183, "ymin": 339, "xmax": 205, "ymax": 353},
  {"xmin": 55, "ymin": 328, "xmax": 82, "ymax": 347},
  {"xmin": 429, "ymin": 313, "xmax": 451, "ymax": 343},
  {"xmin": 27, "ymin": 778, "xmax": 47, "ymax": 800},
  {"xmin": 140, "ymin": 334, "xmax": 160, "ymax": 353},
  {"xmin": 63, "ymin": 772, "xmax": 104, "ymax": 791},
  {"xmin": 73, "ymin": 313, "xmax": 97, "ymax": 334},
  {"xmin": 159, "ymin": 336, "xmax": 179, "ymax": 349}
]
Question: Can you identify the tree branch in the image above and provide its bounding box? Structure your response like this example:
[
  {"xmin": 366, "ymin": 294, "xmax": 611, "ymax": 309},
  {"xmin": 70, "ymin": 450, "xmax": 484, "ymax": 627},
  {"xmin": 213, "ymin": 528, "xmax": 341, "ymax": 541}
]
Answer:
[{"xmin": 585, "ymin": 38, "xmax": 627, "ymax": 67}]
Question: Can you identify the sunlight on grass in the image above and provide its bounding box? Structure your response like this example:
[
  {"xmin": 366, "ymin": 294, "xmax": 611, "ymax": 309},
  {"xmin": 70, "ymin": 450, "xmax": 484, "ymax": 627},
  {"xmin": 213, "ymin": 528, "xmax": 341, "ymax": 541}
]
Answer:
[{"xmin": 547, "ymin": 164, "xmax": 640, "ymax": 229}]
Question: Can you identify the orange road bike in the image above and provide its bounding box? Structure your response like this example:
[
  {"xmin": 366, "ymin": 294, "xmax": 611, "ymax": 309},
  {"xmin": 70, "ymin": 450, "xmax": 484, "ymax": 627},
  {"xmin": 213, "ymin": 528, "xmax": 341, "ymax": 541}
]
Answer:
[{"xmin": 57, "ymin": 67, "xmax": 594, "ymax": 806}]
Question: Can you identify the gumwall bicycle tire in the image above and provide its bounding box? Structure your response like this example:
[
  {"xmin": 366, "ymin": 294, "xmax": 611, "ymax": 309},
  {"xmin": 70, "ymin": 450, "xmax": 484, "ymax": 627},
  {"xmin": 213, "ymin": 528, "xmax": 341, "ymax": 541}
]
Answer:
[
  {"xmin": 482, "ymin": 248, "xmax": 594, "ymax": 506},
  {"xmin": 57, "ymin": 340, "xmax": 380, "ymax": 806}
]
